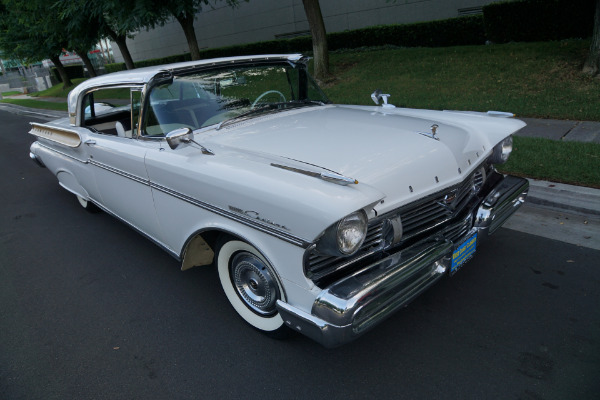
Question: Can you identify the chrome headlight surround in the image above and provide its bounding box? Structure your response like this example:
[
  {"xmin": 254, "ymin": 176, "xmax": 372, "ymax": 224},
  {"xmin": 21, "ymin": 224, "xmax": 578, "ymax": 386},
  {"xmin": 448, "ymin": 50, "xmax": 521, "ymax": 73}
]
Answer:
[
  {"xmin": 315, "ymin": 210, "xmax": 368, "ymax": 256},
  {"xmin": 490, "ymin": 136, "xmax": 513, "ymax": 164}
]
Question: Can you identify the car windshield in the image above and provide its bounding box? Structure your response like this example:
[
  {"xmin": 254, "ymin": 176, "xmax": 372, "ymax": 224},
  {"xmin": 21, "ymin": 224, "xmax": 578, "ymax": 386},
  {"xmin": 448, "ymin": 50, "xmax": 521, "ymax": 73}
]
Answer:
[{"xmin": 143, "ymin": 63, "xmax": 329, "ymax": 137}]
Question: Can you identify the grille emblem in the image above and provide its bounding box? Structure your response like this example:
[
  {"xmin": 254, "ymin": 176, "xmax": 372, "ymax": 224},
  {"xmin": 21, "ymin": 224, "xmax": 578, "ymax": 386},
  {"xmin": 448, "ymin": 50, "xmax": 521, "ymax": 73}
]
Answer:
[{"xmin": 437, "ymin": 188, "xmax": 459, "ymax": 211}]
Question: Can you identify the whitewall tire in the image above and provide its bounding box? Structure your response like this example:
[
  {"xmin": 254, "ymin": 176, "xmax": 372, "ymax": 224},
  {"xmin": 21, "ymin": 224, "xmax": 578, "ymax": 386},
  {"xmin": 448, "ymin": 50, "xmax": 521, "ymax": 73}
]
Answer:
[{"xmin": 217, "ymin": 240, "xmax": 286, "ymax": 333}]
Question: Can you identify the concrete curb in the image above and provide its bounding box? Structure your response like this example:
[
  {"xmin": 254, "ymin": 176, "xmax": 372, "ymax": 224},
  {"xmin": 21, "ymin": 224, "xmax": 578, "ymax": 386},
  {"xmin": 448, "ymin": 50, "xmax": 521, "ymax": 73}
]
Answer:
[{"xmin": 526, "ymin": 179, "xmax": 600, "ymax": 217}]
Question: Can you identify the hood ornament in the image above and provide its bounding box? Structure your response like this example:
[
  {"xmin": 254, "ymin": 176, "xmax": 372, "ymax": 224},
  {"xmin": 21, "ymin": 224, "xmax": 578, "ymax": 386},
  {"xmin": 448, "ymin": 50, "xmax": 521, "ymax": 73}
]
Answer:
[
  {"xmin": 418, "ymin": 124, "xmax": 440, "ymax": 141},
  {"xmin": 371, "ymin": 89, "xmax": 395, "ymax": 109}
]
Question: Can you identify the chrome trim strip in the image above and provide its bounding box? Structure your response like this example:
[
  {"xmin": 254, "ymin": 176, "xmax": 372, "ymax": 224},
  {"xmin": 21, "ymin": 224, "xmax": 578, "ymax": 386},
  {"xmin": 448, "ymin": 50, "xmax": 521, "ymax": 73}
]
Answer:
[
  {"xmin": 36, "ymin": 141, "xmax": 88, "ymax": 164},
  {"xmin": 151, "ymin": 182, "xmax": 312, "ymax": 248},
  {"xmin": 89, "ymin": 159, "xmax": 150, "ymax": 185}
]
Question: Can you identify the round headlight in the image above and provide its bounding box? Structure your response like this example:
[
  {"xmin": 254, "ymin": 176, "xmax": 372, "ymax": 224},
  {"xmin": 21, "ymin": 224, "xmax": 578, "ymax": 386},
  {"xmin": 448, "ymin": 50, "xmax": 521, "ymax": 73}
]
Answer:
[
  {"xmin": 336, "ymin": 211, "xmax": 368, "ymax": 255},
  {"xmin": 490, "ymin": 136, "xmax": 513, "ymax": 164}
]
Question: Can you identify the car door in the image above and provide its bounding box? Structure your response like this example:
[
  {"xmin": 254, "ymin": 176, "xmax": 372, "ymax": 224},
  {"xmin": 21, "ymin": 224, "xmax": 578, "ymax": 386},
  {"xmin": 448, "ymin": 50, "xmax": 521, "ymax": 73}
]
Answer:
[{"xmin": 81, "ymin": 87, "xmax": 162, "ymax": 238}]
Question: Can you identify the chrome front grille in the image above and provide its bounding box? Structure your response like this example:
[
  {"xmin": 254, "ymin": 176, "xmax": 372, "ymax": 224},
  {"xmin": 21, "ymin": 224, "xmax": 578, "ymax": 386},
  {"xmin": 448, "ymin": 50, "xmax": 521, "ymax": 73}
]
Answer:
[
  {"xmin": 305, "ymin": 167, "xmax": 487, "ymax": 286},
  {"xmin": 400, "ymin": 170, "xmax": 479, "ymax": 241}
]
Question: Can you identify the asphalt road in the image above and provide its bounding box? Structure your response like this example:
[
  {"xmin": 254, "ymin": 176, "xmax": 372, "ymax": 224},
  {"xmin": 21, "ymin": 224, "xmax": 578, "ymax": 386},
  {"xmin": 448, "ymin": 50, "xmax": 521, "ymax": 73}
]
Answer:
[{"xmin": 1, "ymin": 109, "xmax": 599, "ymax": 400}]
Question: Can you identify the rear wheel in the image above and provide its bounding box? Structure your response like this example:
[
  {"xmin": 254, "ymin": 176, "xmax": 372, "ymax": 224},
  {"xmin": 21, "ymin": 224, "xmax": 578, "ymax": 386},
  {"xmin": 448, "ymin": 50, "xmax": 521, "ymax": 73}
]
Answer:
[
  {"xmin": 216, "ymin": 239, "xmax": 288, "ymax": 336},
  {"xmin": 76, "ymin": 195, "xmax": 100, "ymax": 213}
]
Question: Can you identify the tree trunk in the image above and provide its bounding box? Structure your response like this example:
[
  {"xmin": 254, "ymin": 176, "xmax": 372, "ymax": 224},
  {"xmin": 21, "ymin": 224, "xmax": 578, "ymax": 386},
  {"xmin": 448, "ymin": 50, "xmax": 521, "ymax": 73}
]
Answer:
[
  {"xmin": 50, "ymin": 55, "xmax": 73, "ymax": 89},
  {"xmin": 75, "ymin": 49, "xmax": 97, "ymax": 77},
  {"xmin": 583, "ymin": 0, "xmax": 600, "ymax": 76},
  {"xmin": 175, "ymin": 13, "xmax": 201, "ymax": 61},
  {"xmin": 106, "ymin": 28, "xmax": 135, "ymax": 70},
  {"xmin": 302, "ymin": 0, "xmax": 330, "ymax": 82}
]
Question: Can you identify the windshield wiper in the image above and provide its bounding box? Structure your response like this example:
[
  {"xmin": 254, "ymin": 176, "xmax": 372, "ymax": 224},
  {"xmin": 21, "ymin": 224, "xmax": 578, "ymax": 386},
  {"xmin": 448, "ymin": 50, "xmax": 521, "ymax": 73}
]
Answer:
[{"xmin": 215, "ymin": 100, "xmax": 323, "ymax": 131}]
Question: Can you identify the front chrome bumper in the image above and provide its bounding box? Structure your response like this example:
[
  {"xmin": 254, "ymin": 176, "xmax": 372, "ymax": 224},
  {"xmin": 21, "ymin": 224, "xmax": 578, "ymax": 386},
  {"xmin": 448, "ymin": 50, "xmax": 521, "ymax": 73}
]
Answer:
[{"xmin": 277, "ymin": 174, "xmax": 529, "ymax": 347}]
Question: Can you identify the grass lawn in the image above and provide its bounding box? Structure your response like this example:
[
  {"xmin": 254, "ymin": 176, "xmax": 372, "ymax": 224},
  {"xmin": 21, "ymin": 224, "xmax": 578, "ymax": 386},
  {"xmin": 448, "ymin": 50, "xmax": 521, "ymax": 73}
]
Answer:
[
  {"xmin": 1, "ymin": 90, "xmax": 23, "ymax": 96},
  {"xmin": 324, "ymin": 40, "xmax": 600, "ymax": 121},
  {"xmin": 497, "ymin": 137, "xmax": 600, "ymax": 188}
]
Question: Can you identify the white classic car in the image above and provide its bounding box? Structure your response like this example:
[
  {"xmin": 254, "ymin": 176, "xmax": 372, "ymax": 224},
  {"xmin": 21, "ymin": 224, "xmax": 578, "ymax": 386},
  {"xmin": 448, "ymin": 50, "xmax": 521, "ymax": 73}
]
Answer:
[{"xmin": 29, "ymin": 54, "xmax": 528, "ymax": 347}]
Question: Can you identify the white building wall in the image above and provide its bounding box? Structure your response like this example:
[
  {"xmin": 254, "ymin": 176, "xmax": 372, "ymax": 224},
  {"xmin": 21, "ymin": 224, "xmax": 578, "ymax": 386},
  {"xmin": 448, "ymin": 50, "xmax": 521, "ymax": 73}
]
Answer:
[{"xmin": 112, "ymin": 0, "xmax": 496, "ymax": 63}]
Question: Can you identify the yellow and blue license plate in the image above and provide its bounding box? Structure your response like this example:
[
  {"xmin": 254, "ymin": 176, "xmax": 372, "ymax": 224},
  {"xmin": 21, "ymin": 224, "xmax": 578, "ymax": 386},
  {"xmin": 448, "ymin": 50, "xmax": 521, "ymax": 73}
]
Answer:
[{"xmin": 451, "ymin": 233, "xmax": 477, "ymax": 275}]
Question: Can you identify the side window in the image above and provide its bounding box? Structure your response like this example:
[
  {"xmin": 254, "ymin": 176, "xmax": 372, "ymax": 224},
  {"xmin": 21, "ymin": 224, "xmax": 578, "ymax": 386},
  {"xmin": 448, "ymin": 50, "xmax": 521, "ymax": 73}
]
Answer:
[
  {"xmin": 143, "ymin": 80, "xmax": 208, "ymax": 137},
  {"xmin": 82, "ymin": 87, "xmax": 136, "ymax": 138}
]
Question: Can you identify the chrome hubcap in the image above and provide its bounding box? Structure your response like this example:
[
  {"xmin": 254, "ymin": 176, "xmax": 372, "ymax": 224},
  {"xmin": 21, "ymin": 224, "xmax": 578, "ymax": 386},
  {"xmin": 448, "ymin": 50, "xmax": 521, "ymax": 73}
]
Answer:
[{"xmin": 230, "ymin": 252, "xmax": 279, "ymax": 316}]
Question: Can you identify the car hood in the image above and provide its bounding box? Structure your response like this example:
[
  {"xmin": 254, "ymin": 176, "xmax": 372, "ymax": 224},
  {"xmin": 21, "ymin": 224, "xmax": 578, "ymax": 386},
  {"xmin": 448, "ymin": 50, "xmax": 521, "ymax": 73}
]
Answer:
[{"xmin": 202, "ymin": 105, "xmax": 525, "ymax": 212}]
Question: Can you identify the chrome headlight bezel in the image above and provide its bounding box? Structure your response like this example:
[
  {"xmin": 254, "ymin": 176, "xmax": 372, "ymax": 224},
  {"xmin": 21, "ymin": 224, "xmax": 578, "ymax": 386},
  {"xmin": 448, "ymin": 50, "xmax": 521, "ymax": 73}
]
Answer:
[
  {"xmin": 315, "ymin": 210, "xmax": 368, "ymax": 257},
  {"xmin": 490, "ymin": 136, "xmax": 513, "ymax": 164}
]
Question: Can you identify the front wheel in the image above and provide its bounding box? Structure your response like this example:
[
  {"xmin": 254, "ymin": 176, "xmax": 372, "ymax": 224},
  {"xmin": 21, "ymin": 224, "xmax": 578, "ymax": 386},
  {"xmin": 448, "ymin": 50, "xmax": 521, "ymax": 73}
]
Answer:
[{"xmin": 217, "ymin": 239, "xmax": 288, "ymax": 335}]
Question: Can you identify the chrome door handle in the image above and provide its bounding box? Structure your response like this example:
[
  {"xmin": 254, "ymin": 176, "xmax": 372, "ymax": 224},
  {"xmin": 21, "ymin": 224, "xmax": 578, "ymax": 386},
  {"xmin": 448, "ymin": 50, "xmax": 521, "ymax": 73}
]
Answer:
[{"xmin": 84, "ymin": 139, "xmax": 96, "ymax": 146}]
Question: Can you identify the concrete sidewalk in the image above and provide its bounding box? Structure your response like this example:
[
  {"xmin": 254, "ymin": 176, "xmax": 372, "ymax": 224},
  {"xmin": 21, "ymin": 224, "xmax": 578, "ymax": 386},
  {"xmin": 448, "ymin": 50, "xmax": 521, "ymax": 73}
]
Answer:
[{"xmin": 517, "ymin": 117, "xmax": 600, "ymax": 144}]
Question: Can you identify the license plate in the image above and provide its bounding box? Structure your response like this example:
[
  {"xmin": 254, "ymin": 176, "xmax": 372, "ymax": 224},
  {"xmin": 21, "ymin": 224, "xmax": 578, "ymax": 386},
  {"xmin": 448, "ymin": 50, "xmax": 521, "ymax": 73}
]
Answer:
[{"xmin": 451, "ymin": 233, "xmax": 477, "ymax": 275}]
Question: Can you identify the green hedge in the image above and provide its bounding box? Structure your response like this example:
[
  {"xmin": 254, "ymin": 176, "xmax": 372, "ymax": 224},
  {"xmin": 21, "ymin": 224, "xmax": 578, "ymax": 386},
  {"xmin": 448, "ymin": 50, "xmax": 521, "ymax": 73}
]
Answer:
[
  {"xmin": 51, "ymin": 64, "xmax": 84, "ymax": 82},
  {"xmin": 328, "ymin": 15, "xmax": 485, "ymax": 49},
  {"xmin": 104, "ymin": 15, "xmax": 484, "ymax": 72},
  {"xmin": 483, "ymin": 0, "xmax": 596, "ymax": 43}
]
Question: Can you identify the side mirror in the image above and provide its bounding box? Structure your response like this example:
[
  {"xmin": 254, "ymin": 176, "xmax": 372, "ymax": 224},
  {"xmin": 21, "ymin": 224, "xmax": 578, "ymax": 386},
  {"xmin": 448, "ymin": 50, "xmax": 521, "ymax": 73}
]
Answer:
[{"xmin": 166, "ymin": 127, "xmax": 193, "ymax": 150}]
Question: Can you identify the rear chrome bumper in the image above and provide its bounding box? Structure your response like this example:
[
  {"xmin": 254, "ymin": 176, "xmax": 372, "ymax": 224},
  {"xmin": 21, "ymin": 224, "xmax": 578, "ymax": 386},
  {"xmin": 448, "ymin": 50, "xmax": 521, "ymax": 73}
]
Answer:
[
  {"xmin": 29, "ymin": 150, "xmax": 46, "ymax": 168},
  {"xmin": 277, "ymin": 174, "xmax": 529, "ymax": 347}
]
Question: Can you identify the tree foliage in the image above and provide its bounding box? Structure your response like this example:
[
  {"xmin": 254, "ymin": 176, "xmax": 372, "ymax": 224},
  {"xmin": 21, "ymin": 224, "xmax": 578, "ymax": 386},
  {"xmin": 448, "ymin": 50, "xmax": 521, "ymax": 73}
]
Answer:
[
  {"xmin": 57, "ymin": 0, "xmax": 147, "ymax": 70},
  {"xmin": 0, "ymin": 0, "xmax": 73, "ymax": 87}
]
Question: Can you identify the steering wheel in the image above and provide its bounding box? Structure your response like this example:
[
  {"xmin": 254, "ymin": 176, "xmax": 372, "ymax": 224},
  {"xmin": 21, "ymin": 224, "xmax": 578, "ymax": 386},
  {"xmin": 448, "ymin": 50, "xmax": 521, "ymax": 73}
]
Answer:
[{"xmin": 251, "ymin": 90, "xmax": 286, "ymax": 108}]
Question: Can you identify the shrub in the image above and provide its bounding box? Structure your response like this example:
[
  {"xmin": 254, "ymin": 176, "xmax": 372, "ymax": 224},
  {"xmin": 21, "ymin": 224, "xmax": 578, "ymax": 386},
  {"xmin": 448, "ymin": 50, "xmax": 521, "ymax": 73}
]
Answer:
[
  {"xmin": 51, "ymin": 64, "xmax": 85, "ymax": 82},
  {"xmin": 105, "ymin": 63, "xmax": 127, "ymax": 74},
  {"xmin": 328, "ymin": 15, "xmax": 485, "ymax": 50},
  {"xmin": 483, "ymin": 0, "xmax": 596, "ymax": 43}
]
